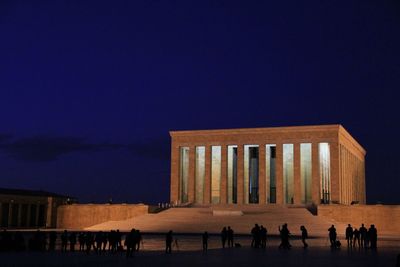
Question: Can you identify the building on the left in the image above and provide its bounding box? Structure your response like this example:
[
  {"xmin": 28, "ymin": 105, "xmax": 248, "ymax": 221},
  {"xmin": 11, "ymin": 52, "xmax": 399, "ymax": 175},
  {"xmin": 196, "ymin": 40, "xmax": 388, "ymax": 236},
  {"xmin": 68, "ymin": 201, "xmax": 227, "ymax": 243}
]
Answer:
[{"xmin": 0, "ymin": 188, "xmax": 74, "ymax": 229}]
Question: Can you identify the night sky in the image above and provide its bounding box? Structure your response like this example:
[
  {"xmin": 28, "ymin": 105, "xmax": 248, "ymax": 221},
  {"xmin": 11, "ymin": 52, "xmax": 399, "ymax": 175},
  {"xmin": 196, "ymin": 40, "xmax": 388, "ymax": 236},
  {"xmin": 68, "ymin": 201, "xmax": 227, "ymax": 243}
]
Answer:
[{"xmin": 1, "ymin": 1, "xmax": 399, "ymax": 204}]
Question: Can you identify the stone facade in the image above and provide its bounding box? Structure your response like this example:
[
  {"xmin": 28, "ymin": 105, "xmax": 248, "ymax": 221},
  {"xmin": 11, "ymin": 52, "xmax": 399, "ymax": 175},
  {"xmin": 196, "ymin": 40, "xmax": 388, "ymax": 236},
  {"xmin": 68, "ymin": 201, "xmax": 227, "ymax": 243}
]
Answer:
[
  {"xmin": 57, "ymin": 204, "xmax": 149, "ymax": 229},
  {"xmin": 318, "ymin": 205, "xmax": 400, "ymax": 235},
  {"xmin": 170, "ymin": 125, "xmax": 366, "ymax": 206}
]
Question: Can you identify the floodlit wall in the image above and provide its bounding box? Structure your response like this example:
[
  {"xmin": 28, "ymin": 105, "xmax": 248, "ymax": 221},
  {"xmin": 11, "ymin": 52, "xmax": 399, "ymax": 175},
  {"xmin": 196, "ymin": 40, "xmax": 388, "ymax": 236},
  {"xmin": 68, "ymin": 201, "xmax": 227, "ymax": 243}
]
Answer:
[
  {"xmin": 318, "ymin": 205, "xmax": 400, "ymax": 235},
  {"xmin": 57, "ymin": 204, "xmax": 149, "ymax": 229}
]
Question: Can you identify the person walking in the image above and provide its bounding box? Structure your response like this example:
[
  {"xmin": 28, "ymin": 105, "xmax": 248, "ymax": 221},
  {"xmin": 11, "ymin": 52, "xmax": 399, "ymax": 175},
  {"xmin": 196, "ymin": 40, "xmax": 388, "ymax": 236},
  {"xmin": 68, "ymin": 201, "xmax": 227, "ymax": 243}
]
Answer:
[{"xmin": 300, "ymin": 225, "xmax": 308, "ymax": 248}]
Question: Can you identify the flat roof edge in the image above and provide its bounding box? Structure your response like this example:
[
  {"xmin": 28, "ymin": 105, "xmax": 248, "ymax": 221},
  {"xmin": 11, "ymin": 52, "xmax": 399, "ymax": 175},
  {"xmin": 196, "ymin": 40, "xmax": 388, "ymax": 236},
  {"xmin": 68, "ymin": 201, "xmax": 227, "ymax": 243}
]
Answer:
[{"xmin": 170, "ymin": 124, "xmax": 341, "ymax": 137}]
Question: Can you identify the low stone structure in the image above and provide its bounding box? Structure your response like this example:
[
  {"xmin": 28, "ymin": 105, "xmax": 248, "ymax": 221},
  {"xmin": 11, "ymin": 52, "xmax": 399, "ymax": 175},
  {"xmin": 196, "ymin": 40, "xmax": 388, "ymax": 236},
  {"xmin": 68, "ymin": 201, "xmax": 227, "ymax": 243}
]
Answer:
[
  {"xmin": 0, "ymin": 188, "xmax": 72, "ymax": 228},
  {"xmin": 57, "ymin": 203, "xmax": 149, "ymax": 229},
  {"xmin": 318, "ymin": 204, "xmax": 400, "ymax": 235}
]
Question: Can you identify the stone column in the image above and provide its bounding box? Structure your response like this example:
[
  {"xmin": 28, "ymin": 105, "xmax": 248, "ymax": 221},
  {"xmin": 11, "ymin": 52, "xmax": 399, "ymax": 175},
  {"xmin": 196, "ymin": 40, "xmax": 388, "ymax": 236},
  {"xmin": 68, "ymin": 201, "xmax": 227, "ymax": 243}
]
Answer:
[
  {"xmin": 8, "ymin": 202, "xmax": 13, "ymax": 227},
  {"xmin": 258, "ymin": 144, "xmax": 266, "ymax": 205},
  {"xmin": 311, "ymin": 143, "xmax": 320, "ymax": 205},
  {"xmin": 17, "ymin": 203, "xmax": 22, "ymax": 227},
  {"xmin": 294, "ymin": 143, "xmax": 301, "ymax": 204},
  {"xmin": 330, "ymin": 142, "xmax": 339, "ymax": 203},
  {"xmin": 275, "ymin": 143, "xmax": 283, "ymax": 204},
  {"xmin": 35, "ymin": 204, "xmax": 40, "ymax": 226},
  {"xmin": 170, "ymin": 141, "xmax": 179, "ymax": 205},
  {"xmin": 188, "ymin": 146, "xmax": 196, "ymax": 203},
  {"xmin": 46, "ymin": 197, "xmax": 53, "ymax": 228},
  {"xmin": 220, "ymin": 145, "xmax": 227, "ymax": 204},
  {"xmin": 204, "ymin": 146, "xmax": 211, "ymax": 204},
  {"xmin": 237, "ymin": 144, "xmax": 244, "ymax": 204}
]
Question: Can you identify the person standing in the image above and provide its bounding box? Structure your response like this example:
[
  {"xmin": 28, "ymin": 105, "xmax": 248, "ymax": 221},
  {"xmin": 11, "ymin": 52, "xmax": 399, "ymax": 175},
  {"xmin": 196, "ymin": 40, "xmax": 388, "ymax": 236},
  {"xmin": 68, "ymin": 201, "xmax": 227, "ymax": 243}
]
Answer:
[
  {"xmin": 202, "ymin": 231, "xmax": 209, "ymax": 251},
  {"xmin": 345, "ymin": 224, "xmax": 354, "ymax": 247},
  {"xmin": 300, "ymin": 225, "xmax": 308, "ymax": 248},
  {"xmin": 61, "ymin": 230, "xmax": 68, "ymax": 252},
  {"xmin": 227, "ymin": 226, "xmax": 234, "ymax": 248},
  {"xmin": 69, "ymin": 232, "xmax": 77, "ymax": 252},
  {"xmin": 368, "ymin": 225, "xmax": 378, "ymax": 249},
  {"xmin": 359, "ymin": 224, "xmax": 368, "ymax": 248},
  {"xmin": 328, "ymin": 225, "xmax": 337, "ymax": 248},
  {"xmin": 353, "ymin": 228, "xmax": 360, "ymax": 248},
  {"xmin": 221, "ymin": 227, "xmax": 227, "ymax": 248},
  {"xmin": 125, "ymin": 229, "xmax": 135, "ymax": 258},
  {"xmin": 48, "ymin": 231, "xmax": 57, "ymax": 251},
  {"xmin": 278, "ymin": 224, "xmax": 291, "ymax": 249},
  {"xmin": 166, "ymin": 230, "xmax": 173, "ymax": 254},
  {"xmin": 260, "ymin": 226, "xmax": 267, "ymax": 249}
]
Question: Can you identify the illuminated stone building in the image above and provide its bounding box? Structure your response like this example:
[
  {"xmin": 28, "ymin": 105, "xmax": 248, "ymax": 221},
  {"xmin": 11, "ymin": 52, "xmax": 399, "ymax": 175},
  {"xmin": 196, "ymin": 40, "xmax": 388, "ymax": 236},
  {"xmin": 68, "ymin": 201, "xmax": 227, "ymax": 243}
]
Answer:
[
  {"xmin": 0, "ymin": 188, "xmax": 73, "ymax": 228},
  {"xmin": 170, "ymin": 125, "xmax": 366, "ymax": 206}
]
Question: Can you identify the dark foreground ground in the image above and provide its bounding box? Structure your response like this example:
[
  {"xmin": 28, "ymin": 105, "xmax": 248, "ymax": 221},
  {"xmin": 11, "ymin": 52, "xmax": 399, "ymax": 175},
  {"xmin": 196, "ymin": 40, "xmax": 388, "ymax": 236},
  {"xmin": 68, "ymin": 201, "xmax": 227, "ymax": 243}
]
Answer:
[
  {"xmin": 1, "ymin": 246, "xmax": 400, "ymax": 267},
  {"xmin": 2, "ymin": 238, "xmax": 400, "ymax": 267}
]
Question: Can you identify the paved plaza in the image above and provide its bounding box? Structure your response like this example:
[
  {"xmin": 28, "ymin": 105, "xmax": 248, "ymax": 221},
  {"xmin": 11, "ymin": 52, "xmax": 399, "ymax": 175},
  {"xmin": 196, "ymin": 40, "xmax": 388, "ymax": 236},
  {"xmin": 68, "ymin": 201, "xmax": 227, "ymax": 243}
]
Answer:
[{"xmin": 1, "ymin": 235, "xmax": 400, "ymax": 267}]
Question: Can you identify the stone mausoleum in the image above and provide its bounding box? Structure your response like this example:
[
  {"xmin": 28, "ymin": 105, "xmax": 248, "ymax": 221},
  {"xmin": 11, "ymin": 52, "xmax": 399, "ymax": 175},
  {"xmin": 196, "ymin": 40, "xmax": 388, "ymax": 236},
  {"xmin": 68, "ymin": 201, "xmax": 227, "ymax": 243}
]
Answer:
[{"xmin": 170, "ymin": 125, "xmax": 366, "ymax": 206}]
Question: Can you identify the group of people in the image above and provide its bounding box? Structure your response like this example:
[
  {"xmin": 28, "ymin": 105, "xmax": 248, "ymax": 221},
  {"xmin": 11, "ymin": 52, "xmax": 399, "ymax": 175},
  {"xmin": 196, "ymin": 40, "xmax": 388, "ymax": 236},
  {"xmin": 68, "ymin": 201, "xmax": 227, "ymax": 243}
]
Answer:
[
  {"xmin": 250, "ymin": 224, "xmax": 268, "ymax": 248},
  {"xmin": 0, "ymin": 222, "xmax": 379, "ymax": 254},
  {"xmin": 328, "ymin": 224, "xmax": 378, "ymax": 249},
  {"xmin": 220, "ymin": 226, "xmax": 234, "ymax": 248},
  {"xmin": 125, "ymin": 229, "xmax": 143, "ymax": 257},
  {"xmin": 345, "ymin": 224, "xmax": 378, "ymax": 249}
]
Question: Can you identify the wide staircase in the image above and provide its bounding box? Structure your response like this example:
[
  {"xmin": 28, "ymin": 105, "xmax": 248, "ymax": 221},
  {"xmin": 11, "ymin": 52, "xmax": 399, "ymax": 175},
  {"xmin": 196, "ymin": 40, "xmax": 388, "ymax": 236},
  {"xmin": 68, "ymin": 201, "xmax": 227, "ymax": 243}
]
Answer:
[{"xmin": 86, "ymin": 205, "xmax": 347, "ymax": 238}]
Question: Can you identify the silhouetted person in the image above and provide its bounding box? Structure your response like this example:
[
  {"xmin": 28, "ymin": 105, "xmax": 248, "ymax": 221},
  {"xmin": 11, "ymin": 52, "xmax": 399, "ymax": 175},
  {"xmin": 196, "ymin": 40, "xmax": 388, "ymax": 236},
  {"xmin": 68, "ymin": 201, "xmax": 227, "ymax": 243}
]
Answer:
[
  {"xmin": 368, "ymin": 224, "xmax": 377, "ymax": 249},
  {"xmin": 135, "ymin": 230, "xmax": 142, "ymax": 251},
  {"xmin": 300, "ymin": 225, "xmax": 308, "ymax": 248},
  {"xmin": 61, "ymin": 230, "xmax": 68, "ymax": 252},
  {"xmin": 95, "ymin": 231, "xmax": 104, "ymax": 254},
  {"xmin": 108, "ymin": 230, "xmax": 116, "ymax": 253},
  {"xmin": 278, "ymin": 223, "xmax": 291, "ymax": 249},
  {"xmin": 353, "ymin": 228, "xmax": 360, "ymax": 248},
  {"xmin": 251, "ymin": 224, "xmax": 261, "ymax": 248},
  {"xmin": 102, "ymin": 231, "xmax": 108, "ymax": 252},
  {"xmin": 221, "ymin": 227, "xmax": 227, "ymax": 248},
  {"xmin": 202, "ymin": 231, "xmax": 208, "ymax": 251},
  {"xmin": 125, "ymin": 229, "xmax": 135, "ymax": 258},
  {"xmin": 166, "ymin": 230, "xmax": 173, "ymax": 254},
  {"xmin": 359, "ymin": 224, "xmax": 368, "ymax": 248},
  {"xmin": 227, "ymin": 226, "xmax": 234, "ymax": 248},
  {"xmin": 78, "ymin": 232, "xmax": 85, "ymax": 251},
  {"xmin": 69, "ymin": 232, "xmax": 77, "ymax": 252},
  {"xmin": 85, "ymin": 232, "xmax": 94, "ymax": 254},
  {"xmin": 328, "ymin": 225, "xmax": 337, "ymax": 248},
  {"xmin": 116, "ymin": 230, "xmax": 122, "ymax": 252},
  {"xmin": 260, "ymin": 226, "xmax": 267, "ymax": 248},
  {"xmin": 48, "ymin": 231, "xmax": 56, "ymax": 251},
  {"xmin": 346, "ymin": 224, "xmax": 354, "ymax": 247}
]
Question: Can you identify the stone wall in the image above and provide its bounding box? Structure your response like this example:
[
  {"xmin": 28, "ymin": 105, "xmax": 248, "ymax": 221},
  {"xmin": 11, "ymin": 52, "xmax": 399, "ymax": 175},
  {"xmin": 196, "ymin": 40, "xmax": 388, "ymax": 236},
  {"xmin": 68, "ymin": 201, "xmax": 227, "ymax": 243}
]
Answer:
[
  {"xmin": 318, "ymin": 204, "xmax": 400, "ymax": 235},
  {"xmin": 57, "ymin": 204, "xmax": 149, "ymax": 229}
]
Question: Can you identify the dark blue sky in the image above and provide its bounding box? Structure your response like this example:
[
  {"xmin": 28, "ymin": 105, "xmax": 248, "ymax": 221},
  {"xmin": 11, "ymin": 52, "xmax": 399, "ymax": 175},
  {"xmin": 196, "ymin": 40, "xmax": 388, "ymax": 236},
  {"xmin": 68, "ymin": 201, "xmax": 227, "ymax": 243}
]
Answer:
[{"xmin": 1, "ymin": 1, "xmax": 399, "ymax": 204}]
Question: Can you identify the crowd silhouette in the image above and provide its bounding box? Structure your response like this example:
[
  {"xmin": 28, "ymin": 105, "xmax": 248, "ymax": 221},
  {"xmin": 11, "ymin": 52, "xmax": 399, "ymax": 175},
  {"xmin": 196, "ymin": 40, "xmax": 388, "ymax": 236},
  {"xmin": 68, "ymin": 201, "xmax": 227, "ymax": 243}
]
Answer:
[{"xmin": 0, "ymin": 222, "xmax": 381, "ymax": 255}]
